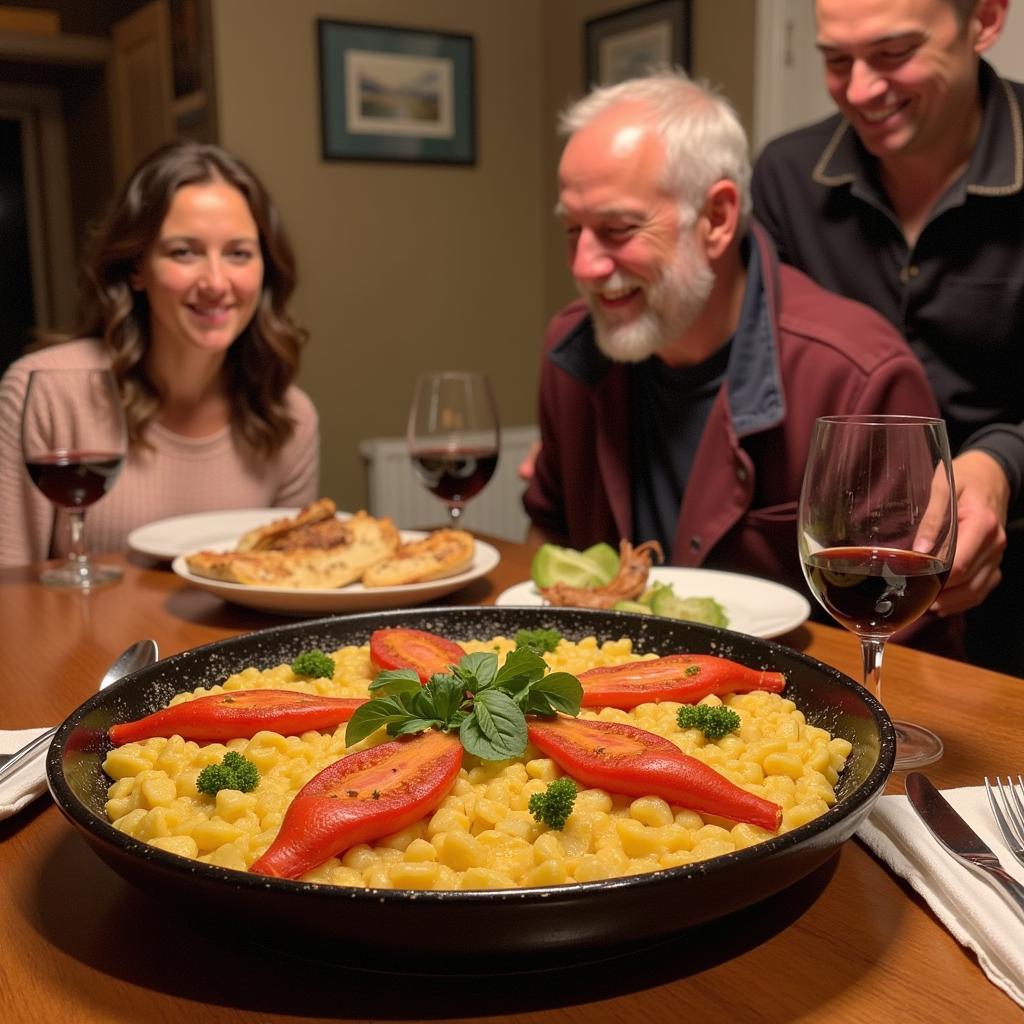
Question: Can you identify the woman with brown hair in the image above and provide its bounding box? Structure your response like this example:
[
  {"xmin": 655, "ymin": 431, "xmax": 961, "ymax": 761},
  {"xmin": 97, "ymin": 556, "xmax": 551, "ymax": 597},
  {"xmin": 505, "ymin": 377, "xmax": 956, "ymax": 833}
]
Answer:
[{"xmin": 0, "ymin": 140, "xmax": 319, "ymax": 568}]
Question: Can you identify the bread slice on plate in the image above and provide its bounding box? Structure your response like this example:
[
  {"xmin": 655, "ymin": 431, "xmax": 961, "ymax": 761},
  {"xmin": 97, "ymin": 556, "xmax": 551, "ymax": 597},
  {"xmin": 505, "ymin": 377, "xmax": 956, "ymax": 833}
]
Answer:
[
  {"xmin": 186, "ymin": 511, "xmax": 400, "ymax": 588},
  {"xmin": 362, "ymin": 529, "xmax": 476, "ymax": 588},
  {"xmin": 235, "ymin": 498, "xmax": 338, "ymax": 552}
]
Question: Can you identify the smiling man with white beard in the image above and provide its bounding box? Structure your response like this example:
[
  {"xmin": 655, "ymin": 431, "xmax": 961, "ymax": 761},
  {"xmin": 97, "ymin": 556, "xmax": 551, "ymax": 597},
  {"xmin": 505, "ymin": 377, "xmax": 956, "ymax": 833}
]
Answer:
[{"xmin": 522, "ymin": 70, "xmax": 963, "ymax": 656}]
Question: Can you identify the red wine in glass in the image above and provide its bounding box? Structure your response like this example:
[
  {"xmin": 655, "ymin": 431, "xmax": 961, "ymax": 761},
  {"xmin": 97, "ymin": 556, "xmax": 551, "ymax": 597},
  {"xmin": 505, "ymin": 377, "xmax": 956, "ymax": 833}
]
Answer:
[
  {"xmin": 21, "ymin": 368, "xmax": 128, "ymax": 588},
  {"xmin": 798, "ymin": 415, "xmax": 956, "ymax": 771},
  {"xmin": 25, "ymin": 450, "xmax": 125, "ymax": 508},
  {"xmin": 407, "ymin": 372, "xmax": 500, "ymax": 525},
  {"xmin": 803, "ymin": 547, "xmax": 950, "ymax": 637},
  {"xmin": 410, "ymin": 447, "xmax": 498, "ymax": 505}
]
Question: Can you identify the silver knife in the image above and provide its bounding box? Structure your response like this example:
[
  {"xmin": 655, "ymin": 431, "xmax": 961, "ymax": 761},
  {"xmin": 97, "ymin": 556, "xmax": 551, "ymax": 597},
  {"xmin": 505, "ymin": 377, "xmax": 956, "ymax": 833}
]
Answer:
[{"xmin": 906, "ymin": 772, "xmax": 1024, "ymax": 924}]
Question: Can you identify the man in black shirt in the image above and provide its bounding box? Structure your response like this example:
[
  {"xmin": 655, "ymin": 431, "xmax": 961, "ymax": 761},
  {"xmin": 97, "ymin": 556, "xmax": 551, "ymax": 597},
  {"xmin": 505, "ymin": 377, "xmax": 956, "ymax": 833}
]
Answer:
[{"xmin": 752, "ymin": 0, "xmax": 1023, "ymax": 675}]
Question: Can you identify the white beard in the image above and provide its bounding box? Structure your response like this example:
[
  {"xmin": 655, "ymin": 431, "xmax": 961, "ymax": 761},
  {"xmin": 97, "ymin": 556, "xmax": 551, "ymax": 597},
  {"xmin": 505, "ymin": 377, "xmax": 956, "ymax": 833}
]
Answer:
[{"xmin": 580, "ymin": 231, "xmax": 716, "ymax": 364}]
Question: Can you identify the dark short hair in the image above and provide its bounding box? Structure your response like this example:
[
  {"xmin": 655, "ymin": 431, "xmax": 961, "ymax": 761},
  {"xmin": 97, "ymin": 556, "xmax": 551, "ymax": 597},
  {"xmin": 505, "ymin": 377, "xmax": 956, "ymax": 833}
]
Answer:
[
  {"xmin": 949, "ymin": 0, "xmax": 980, "ymax": 28},
  {"xmin": 79, "ymin": 141, "xmax": 307, "ymax": 456}
]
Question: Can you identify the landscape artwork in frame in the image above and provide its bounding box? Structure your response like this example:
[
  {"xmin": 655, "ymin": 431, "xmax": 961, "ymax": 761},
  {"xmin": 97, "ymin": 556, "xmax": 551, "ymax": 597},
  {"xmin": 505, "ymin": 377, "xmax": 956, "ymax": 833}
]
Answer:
[
  {"xmin": 585, "ymin": 0, "xmax": 691, "ymax": 88},
  {"xmin": 318, "ymin": 19, "xmax": 475, "ymax": 164}
]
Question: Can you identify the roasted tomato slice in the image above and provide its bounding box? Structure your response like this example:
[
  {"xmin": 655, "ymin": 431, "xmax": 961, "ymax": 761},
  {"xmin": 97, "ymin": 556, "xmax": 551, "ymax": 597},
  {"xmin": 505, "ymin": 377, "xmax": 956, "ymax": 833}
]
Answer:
[
  {"xmin": 577, "ymin": 654, "xmax": 786, "ymax": 709},
  {"xmin": 370, "ymin": 628, "xmax": 465, "ymax": 683},
  {"xmin": 527, "ymin": 715, "xmax": 781, "ymax": 831},
  {"xmin": 108, "ymin": 690, "xmax": 367, "ymax": 745},
  {"xmin": 250, "ymin": 728, "xmax": 463, "ymax": 879}
]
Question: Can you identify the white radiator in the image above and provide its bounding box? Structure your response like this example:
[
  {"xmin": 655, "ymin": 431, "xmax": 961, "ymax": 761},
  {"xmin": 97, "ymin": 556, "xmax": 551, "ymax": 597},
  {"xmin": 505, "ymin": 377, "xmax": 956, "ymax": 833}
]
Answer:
[{"xmin": 359, "ymin": 425, "xmax": 539, "ymax": 541}]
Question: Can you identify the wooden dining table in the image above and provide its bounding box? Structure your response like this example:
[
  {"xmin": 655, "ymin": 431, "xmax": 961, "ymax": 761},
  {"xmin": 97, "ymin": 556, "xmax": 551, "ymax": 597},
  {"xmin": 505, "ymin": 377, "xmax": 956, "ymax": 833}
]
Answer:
[{"xmin": 1, "ymin": 536, "xmax": 1022, "ymax": 1024}]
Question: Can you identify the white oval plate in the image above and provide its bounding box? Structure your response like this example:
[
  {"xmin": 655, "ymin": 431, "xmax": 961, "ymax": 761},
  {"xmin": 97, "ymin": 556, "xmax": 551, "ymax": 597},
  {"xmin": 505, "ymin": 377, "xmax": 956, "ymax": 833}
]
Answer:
[
  {"xmin": 495, "ymin": 566, "xmax": 811, "ymax": 639},
  {"xmin": 140, "ymin": 507, "xmax": 499, "ymax": 615},
  {"xmin": 128, "ymin": 508, "xmax": 309, "ymax": 561},
  {"xmin": 172, "ymin": 536, "xmax": 500, "ymax": 616}
]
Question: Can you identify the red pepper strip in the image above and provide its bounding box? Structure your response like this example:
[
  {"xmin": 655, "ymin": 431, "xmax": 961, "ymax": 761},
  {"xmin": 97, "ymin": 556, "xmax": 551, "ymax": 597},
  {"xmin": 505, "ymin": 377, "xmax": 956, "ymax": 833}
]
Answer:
[
  {"xmin": 527, "ymin": 716, "xmax": 781, "ymax": 831},
  {"xmin": 370, "ymin": 627, "xmax": 465, "ymax": 684},
  {"xmin": 250, "ymin": 728, "xmax": 463, "ymax": 879},
  {"xmin": 107, "ymin": 689, "xmax": 367, "ymax": 745},
  {"xmin": 577, "ymin": 655, "xmax": 786, "ymax": 709}
]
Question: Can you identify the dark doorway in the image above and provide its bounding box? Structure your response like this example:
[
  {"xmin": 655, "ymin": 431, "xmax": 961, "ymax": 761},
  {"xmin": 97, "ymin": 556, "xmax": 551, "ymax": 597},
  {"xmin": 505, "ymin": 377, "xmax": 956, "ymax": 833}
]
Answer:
[{"xmin": 0, "ymin": 116, "xmax": 34, "ymax": 375}]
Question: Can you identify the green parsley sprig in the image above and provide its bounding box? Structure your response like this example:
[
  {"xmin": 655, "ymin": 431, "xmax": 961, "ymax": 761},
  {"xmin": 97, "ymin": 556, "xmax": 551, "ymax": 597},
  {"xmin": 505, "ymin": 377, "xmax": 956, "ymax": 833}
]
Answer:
[
  {"xmin": 291, "ymin": 649, "xmax": 335, "ymax": 679},
  {"xmin": 345, "ymin": 647, "xmax": 583, "ymax": 761},
  {"xmin": 676, "ymin": 704, "xmax": 741, "ymax": 740},
  {"xmin": 529, "ymin": 777, "xmax": 577, "ymax": 830},
  {"xmin": 196, "ymin": 751, "xmax": 260, "ymax": 795},
  {"xmin": 514, "ymin": 627, "xmax": 562, "ymax": 654}
]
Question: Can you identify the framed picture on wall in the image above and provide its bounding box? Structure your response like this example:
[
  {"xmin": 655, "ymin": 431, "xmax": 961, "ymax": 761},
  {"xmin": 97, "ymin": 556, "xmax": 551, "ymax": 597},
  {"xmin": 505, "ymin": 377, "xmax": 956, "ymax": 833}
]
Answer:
[
  {"xmin": 584, "ymin": 0, "xmax": 692, "ymax": 88},
  {"xmin": 318, "ymin": 19, "xmax": 476, "ymax": 164}
]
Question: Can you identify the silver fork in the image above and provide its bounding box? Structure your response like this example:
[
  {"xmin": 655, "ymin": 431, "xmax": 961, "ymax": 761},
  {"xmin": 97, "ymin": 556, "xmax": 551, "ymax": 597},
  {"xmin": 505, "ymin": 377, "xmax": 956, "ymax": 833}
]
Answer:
[{"xmin": 984, "ymin": 775, "xmax": 1024, "ymax": 868}]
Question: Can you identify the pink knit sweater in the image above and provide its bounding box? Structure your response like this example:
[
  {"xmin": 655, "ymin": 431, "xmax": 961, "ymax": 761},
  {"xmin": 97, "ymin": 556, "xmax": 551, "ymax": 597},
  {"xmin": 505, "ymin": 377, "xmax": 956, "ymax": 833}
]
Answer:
[{"xmin": 0, "ymin": 339, "xmax": 319, "ymax": 567}]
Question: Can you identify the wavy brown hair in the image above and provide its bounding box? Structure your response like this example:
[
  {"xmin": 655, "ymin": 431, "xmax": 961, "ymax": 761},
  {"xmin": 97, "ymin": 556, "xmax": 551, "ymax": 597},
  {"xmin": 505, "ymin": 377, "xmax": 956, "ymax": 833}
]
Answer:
[{"xmin": 78, "ymin": 141, "xmax": 308, "ymax": 456}]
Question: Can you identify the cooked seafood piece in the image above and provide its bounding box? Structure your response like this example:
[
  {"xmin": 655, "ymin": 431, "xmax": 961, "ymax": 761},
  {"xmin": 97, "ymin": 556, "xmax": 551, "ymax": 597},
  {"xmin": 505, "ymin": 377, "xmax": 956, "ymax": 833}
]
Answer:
[{"xmin": 540, "ymin": 539, "xmax": 663, "ymax": 609}]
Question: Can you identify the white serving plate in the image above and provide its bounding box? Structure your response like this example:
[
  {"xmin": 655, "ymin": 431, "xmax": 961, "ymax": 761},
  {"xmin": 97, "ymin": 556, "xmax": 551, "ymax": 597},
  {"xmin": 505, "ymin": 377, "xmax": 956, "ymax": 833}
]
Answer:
[
  {"xmin": 128, "ymin": 508, "xmax": 307, "ymax": 561},
  {"xmin": 495, "ymin": 565, "xmax": 811, "ymax": 639},
  {"xmin": 139, "ymin": 508, "xmax": 499, "ymax": 615}
]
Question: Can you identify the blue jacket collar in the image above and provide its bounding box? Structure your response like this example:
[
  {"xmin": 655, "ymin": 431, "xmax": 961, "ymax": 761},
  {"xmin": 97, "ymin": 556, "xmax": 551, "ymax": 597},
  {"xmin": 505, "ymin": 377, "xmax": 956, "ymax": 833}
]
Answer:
[{"xmin": 549, "ymin": 224, "xmax": 786, "ymax": 439}]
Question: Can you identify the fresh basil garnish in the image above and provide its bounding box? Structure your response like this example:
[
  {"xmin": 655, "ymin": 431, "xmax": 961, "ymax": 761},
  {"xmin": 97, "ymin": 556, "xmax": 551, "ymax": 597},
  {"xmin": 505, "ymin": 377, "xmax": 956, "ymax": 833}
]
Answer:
[{"xmin": 344, "ymin": 646, "xmax": 583, "ymax": 761}]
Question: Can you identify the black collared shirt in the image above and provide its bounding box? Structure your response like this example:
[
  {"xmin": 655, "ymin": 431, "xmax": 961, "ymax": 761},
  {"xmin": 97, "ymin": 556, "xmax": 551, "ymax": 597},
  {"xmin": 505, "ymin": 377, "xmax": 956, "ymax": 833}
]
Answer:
[{"xmin": 751, "ymin": 60, "xmax": 1024, "ymax": 517}]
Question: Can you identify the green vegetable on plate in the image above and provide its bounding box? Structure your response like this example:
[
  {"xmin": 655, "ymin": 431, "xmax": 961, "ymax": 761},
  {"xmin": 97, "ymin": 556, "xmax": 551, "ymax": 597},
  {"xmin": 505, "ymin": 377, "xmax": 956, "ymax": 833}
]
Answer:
[
  {"xmin": 531, "ymin": 541, "xmax": 728, "ymax": 628},
  {"xmin": 580, "ymin": 542, "xmax": 619, "ymax": 582},
  {"xmin": 613, "ymin": 581, "xmax": 729, "ymax": 627},
  {"xmin": 648, "ymin": 585, "xmax": 729, "ymax": 627},
  {"xmin": 531, "ymin": 542, "xmax": 619, "ymax": 589}
]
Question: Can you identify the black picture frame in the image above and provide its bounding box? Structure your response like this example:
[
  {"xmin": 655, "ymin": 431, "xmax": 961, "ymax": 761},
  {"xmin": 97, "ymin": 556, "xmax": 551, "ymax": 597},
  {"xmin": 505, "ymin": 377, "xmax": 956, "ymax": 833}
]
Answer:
[
  {"xmin": 584, "ymin": 0, "xmax": 692, "ymax": 89},
  {"xmin": 318, "ymin": 19, "xmax": 476, "ymax": 165}
]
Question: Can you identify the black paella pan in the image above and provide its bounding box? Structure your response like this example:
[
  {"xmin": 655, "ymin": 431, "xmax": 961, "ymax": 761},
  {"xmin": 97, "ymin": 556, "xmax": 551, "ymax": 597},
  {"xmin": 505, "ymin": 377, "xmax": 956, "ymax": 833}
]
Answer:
[{"xmin": 46, "ymin": 606, "xmax": 895, "ymax": 968}]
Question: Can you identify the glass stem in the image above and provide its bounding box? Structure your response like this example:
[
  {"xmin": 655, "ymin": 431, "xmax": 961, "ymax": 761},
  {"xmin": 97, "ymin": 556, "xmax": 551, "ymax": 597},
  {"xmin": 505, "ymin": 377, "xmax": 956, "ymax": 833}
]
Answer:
[
  {"xmin": 448, "ymin": 505, "xmax": 463, "ymax": 522},
  {"xmin": 860, "ymin": 637, "xmax": 887, "ymax": 704},
  {"xmin": 66, "ymin": 509, "xmax": 88, "ymax": 566}
]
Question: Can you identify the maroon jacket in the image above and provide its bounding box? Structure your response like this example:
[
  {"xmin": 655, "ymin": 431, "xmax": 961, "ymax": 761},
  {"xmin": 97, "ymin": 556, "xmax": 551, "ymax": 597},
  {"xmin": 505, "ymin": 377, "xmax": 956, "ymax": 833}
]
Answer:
[{"xmin": 524, "ymin": 224, "xmax": 940, "ymax": 600}]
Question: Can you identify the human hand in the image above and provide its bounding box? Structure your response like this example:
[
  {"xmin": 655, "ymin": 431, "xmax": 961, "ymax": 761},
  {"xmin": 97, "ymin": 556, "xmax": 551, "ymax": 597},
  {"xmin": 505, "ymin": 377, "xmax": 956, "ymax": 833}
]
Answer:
[
  {"xmin": 517, "ymin": 439, "xmax": 541, "ymax": 482},
  {"xmin": 929, "ymin": 450, "xmax": 1009, "ymax": 615}
]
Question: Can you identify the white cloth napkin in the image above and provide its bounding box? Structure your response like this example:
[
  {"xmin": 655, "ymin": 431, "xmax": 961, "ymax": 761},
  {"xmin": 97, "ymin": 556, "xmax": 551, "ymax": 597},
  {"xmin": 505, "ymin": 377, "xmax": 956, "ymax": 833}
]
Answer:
[
  {"xmin": 0, "ymin": 728, "xmax": 51, "ymax": 821},
  {"xmin": 858, "ymin": 787, "xmax": 1024, "ymax": 1009}
]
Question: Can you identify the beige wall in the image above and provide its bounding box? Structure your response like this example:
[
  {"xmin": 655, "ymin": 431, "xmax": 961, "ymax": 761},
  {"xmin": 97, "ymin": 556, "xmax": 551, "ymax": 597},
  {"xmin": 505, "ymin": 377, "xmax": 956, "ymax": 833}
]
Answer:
[
  {"xmin": 211, "ymin": 0, "xmax": 756, "ymax": 509},
  {"xmin": 211, "ymin": 0, "xmax": 546, "ymax": 509}
]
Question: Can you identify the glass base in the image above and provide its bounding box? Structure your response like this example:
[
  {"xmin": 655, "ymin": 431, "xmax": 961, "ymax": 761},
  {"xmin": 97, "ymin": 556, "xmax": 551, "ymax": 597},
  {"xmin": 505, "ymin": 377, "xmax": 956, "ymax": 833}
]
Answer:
[
  {"xmin": 39, "ymin": 560, "xmax": 123, "ymax": 589},
  {"xmin": 892, "ymin": 720, "xmax": 944, "ymax": 771}
]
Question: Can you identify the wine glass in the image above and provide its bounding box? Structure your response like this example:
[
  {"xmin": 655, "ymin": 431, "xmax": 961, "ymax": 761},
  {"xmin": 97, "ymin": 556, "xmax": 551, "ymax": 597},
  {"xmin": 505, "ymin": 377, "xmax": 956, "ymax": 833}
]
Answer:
[
  {"xmin": 798, "ymin": 415, "xmax": 956, "ymax": 771},
  {"xmin": 21, "ymin": 368, "xmax": 128, "ymax": 588},
  {"xmin": 407, "ymin": 371, "xmax": 500, "ymax": 526}
]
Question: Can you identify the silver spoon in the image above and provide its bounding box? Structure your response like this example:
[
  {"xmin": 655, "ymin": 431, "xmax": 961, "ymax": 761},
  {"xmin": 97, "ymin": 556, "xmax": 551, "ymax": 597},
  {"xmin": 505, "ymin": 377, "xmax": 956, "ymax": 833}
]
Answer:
[{"xmin": 0, "ymin": 638, "xmax": 159, "ymax": 781}]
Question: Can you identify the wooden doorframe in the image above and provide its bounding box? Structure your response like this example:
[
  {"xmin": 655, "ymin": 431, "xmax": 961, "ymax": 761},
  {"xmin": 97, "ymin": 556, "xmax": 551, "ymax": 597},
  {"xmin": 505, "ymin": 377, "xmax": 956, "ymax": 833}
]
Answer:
[
  {"xmin": 753, "ymin": 0, "xmax": 834, "ymax": 153},
  {"xmin": 109, "ymin": 0, "xmax": 175, "ymax": 185},
  {"xmin": 753, "ymin": 0, "xmax": 788, "ymax": 153}
]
